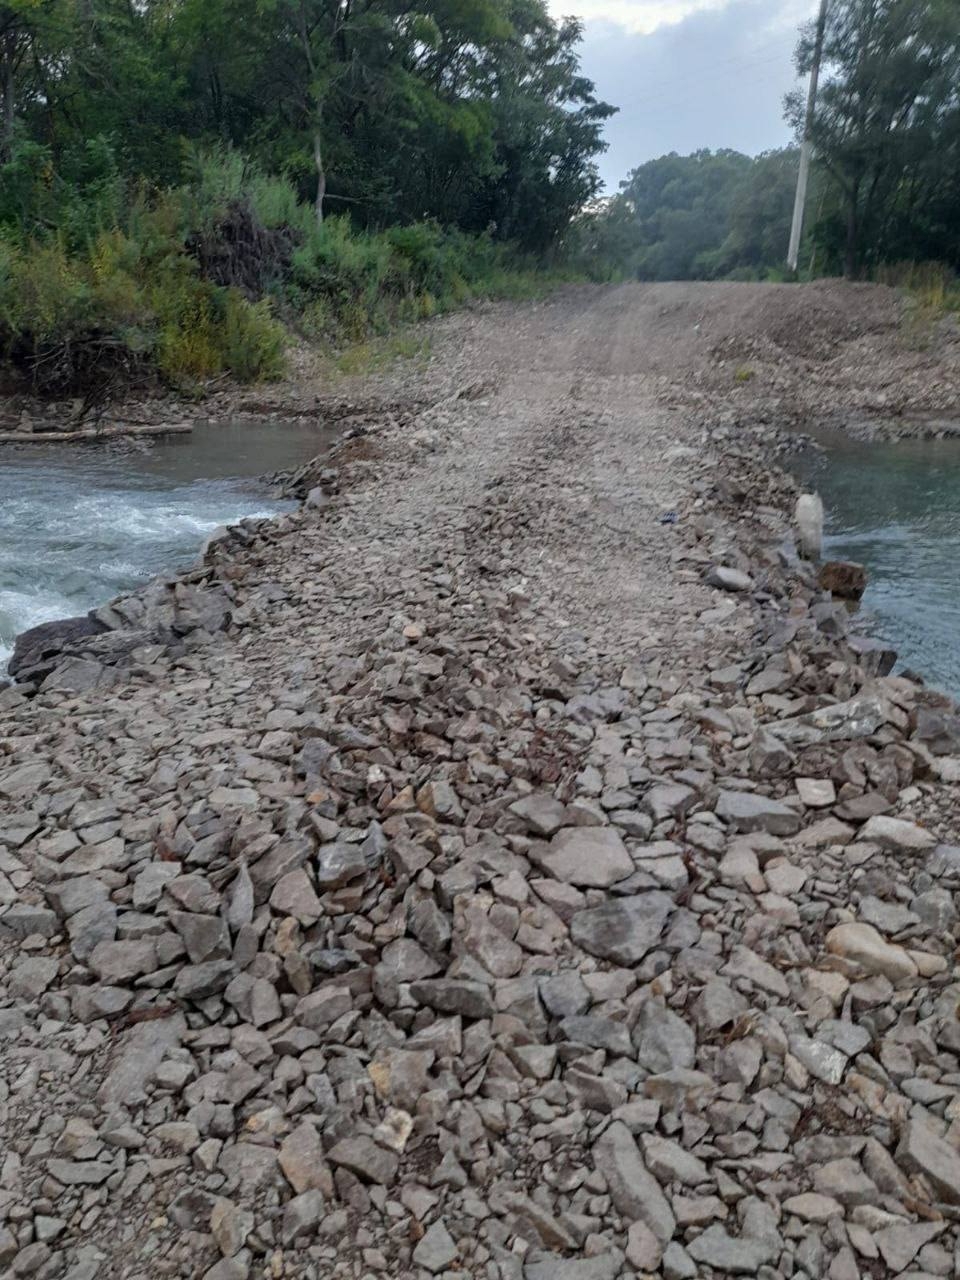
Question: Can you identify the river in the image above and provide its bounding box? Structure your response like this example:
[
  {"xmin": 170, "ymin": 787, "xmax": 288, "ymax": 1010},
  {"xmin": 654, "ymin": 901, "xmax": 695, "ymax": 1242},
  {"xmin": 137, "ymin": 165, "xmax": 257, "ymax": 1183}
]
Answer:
[
  {"xmin": 4, "ymin": 418, "xmax": 959, "ymax": 700},
  {"xmin": 0, "ymin": 420, "xmax": 331, "ymax": 672},
  {"xmin": 794, "ymin": 429, "xmax": 960, "ymax": 699}
]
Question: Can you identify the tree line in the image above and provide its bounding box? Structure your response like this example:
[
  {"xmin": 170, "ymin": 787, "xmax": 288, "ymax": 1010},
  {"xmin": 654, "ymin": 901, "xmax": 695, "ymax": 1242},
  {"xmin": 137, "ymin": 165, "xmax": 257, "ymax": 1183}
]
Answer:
[
  {"xmin": 0, "ymin": 0, "xmax": 612, "ymax": 395},
  {"xmin": 581, "ymin": 0, "xmax": 960, "ymax": 282},
  {"xmin": 0, "ymin": 0, "xmax": 613, "ymax": 248}
]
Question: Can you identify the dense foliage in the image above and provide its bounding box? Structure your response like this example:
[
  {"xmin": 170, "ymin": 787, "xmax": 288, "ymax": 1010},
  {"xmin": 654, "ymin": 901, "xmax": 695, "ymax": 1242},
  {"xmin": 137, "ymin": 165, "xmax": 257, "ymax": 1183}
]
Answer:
[
  {"xmin": 789, "ymin": 0, "xmax": 960, "ymax": 278},
  {"xmin": 0, "ymin": 0, "xmax": 612, "ymax": 394},
  {"xmin": 570, "ymin": 149, "xmax": 801, "ymax": 282}
]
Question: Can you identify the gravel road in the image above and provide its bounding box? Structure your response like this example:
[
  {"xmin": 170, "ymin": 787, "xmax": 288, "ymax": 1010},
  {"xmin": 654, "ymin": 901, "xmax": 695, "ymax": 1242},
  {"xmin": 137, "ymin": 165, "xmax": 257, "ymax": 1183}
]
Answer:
[{"xmin": 2, "ymin": 283, "xmax": 960, "ymax": 1280}]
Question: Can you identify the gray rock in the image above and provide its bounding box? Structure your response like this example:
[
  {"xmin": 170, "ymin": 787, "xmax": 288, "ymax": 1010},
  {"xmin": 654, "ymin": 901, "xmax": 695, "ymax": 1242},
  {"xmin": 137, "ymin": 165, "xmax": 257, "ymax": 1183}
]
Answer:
[
  {"xmin": 874, "ymin": 1221, "xmax": 945, "ymax": 1272},
  {"xmin": 42, "ymin": 656, "xmax": 108, "ymax": 692},
  {"xmin": 593, "ymin": 1120, "xmax": 675, "ymax": 1243},
  {"xmin": 644, "ymin": 783, "xmax": 697, "ymax": 821},
  {"xmin": 706, "ymin": 566, "xmax": 753, "ymax": 592},
  {"xmin": 408, "ymin": 898, "xmax": 452, "ymax": 953},
  {"xmin": 897, "ymin": 1115, "xmax": 960, "ymax": 1203},
  {"xmin": 281, "ymin": 1190, "xmax": 325, "ymax": 1245},
  {"xmin": 857, "ymin": 814, "xmax": 936, "ymax": 853},
  {"xmin": 409, "ymin": 978, "xmax": 494, "ymax": 1019},
  {"xmin": 662, "ymin": 1242, "xmax": 698, "ymax": 1280},
  {"xmin": 224, "ymin": 973, "xmax": 281, "ymax": 1027},
  {"xmin": 45, "ymin": 876, "xmax": 109, "ymax": 917},
  {"xmin": 524, "ymin": 1256, "xmax": 621, "ymax": 1280},
  {"xmin": 88, "ymin": 939, "xmax": 157, "ymax": 982},
  {"xmin": 509, "ymin": 792, "xmax": 567, "ymax": 836},
  {"xmin": 225, "ymin": 862, "xmax": 254, "ymax": 931},
  {"xmin": 626, "ymin": 1221, "xmax": 663, "ymax": 1272},
  {"xmin": 813, "ymin": 1158, "xmax": 879, "ymax": 1207},
  {"xmin": 170, "ymin": 911, "xmax": 231, "ymax": 963},
  {"xmin": 531, "ymin": 826, "xmax": 634, "ymax": 888},
  {"xmin": 67, "ymin": 901, "xmax": 118, "ymax": 961},
  {"xmin": 98, "ymin": 1011, "xmax": 186, "ymax": 1107},
  {"xmin": 47, "ymin": 1159, "xmax": 114, "ymax": 1185},
  {"xmin": 327, "ymin": 1135, "xmax": 398, "ymax": 1185},
  {"xmin": 7, "ymin": 957, "xmax": 58, "ymax": 999},
  {"xmin": 539, "ymin": 971, "xmax": 591, "ymax": 1018},
  {"xmin": 0, "ymin": 904, "xmax": 58, "ymax": 938},
  {"xmin": 412, "ymin": 1220, "xmax": 458, "ymax": 1273},
  {"xmin": 278, "ymin": 1122, "xmax": 329, "ymax": 1194},
  {"xmin": 315, "ymin": 841, "xmax": 368, "ymax": 889},
  {"xmin": 641, "ymin": 1134, "xmax": 711, "ymax": 1186},
  {"xmin": 294, "ymin": 985, "xmax": 352, "ymax": 1030},
  {"xmin": 462, "ymin": 908, "xmax": 524, "ymax": 977},
  {"xmin": 911, "ymin": 887, "xmax": 957, "ymax": 930},
  {"xmin": 914, "ymin": 707, "xmax": 960, "ymax": 756},
  {"xmin": 691, "ymin": 979, "xmax": 748, "ymax": 1033},
  {"xmin": 8, "ymin": 613, "xmax": 107, "ymax": 679},
  {"xmin": 928, "ymin": 844, "xmax": 960, "ymax": 877},
  {"xmin": 634, "ymin": 998, "xmax": 696, "ymax": 1073},
  {"xmin": 210, "ymin": 1199, "xmax": 254, "ymax": 1259},
  {"xmin": 369, "ymin": 1048, "xmax": 435, "ymax": 1111},
  {"xmin": 571, "ymin": 892, "xmax": 675, "ymax": 966},
  {"xmin": 767, "ymin": 693, "xmax": 888, "ymax": 747},
  {"xmin": 715, "ymin": 790, "xmax": 801, "ymax": 836},
  {"xmin": 202, "ymin": 1256, "xmax": 250, "ymax": 1280},
  {"xmin": 789, "ymin": 1034, "xmax": 848, "ymax": 1085},
  {"xmin": 173, "ymin": 960, "xmax": 235, "ymax": 999},
  {"xmin": 558, "ymin": 1015, "xmax": 632, "ymax": 1056},
  {"xmin": 687, "ymin": 1225, "xmax": 776, "ymax": 1275}
]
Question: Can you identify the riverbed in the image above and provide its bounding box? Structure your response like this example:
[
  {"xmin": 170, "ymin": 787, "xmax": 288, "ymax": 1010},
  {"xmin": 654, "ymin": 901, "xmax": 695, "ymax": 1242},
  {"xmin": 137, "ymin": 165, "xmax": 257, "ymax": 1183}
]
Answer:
[
  {"xmin": 794, "ymin": 429, "xmax": 960, "ymax": 699},
  {"xmin": 0, "ymin": 419, "xmax": 331, "ymax": 670}
]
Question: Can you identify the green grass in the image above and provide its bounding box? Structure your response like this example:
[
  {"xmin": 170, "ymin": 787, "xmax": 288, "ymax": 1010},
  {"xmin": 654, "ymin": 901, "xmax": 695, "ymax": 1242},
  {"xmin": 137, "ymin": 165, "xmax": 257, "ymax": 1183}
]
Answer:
[
  {"xmin": 877, "ymin": 262, "xmax": 960, "ymax": 351},
  {"xmin": 334, "ymin": 331, "xmax": 433, "ymax": 376},
  {"xmin": 877, "ymin": 261, "xmax": 960, "ymax": 314}
]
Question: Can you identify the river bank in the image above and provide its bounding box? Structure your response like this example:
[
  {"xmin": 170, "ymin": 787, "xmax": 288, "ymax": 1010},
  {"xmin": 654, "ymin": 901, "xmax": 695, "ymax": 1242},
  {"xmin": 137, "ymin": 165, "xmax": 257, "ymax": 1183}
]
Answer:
[
  {"xmin": 1, "ymin": 283, "xmax": 960, "ymax": 1280},
  {"xmin": 0, "ymin": 421, "xmax": 341, "ymax": 674}
]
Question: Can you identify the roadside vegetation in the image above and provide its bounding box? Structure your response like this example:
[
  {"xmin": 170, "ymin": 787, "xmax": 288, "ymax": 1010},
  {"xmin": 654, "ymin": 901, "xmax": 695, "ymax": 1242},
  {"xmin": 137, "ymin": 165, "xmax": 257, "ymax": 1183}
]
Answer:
[{"xmin": 0, "ymin": 0, "xmax": 611, "ymax": 398}]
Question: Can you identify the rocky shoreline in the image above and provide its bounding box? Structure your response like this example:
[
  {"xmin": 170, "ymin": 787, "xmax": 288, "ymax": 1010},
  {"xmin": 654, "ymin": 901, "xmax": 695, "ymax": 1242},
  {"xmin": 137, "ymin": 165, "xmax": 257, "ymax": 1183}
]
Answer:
[{"xmin": 2, "ymin": 283, "xmax": 960, "ymax": 1280}]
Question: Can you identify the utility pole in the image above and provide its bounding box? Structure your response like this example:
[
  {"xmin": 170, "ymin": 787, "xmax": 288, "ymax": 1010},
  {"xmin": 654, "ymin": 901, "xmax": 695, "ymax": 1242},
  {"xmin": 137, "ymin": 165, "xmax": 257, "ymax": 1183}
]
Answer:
[{"xmin": 787, "ymin": 0, "xmax": 829, "ymax": 273}]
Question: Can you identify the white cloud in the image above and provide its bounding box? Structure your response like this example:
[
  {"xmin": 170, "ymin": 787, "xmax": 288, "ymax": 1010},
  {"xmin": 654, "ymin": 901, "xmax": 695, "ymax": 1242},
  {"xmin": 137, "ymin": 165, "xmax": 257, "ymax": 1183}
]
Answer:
[
  {"xmin": 567, "ymin": 0, "xmax": 812, "ymax": 188},
  {"xmin": 557, "ymin": 0, "xmax": 727, "ymax": 36},
  {"xmin": 550, "ymin": 0, "xmax": 814, "ymax": 37}
]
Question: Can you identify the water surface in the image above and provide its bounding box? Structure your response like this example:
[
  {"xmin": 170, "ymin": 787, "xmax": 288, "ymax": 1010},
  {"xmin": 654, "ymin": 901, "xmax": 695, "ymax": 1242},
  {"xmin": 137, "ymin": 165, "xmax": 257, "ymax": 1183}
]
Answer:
[
  {"xmin": 794, "ymin": 430, "xmax": 960, "ymax": 699},
  {"xmin": 0, "ymin": 420, "xmax": 329, "ymax": 669}
]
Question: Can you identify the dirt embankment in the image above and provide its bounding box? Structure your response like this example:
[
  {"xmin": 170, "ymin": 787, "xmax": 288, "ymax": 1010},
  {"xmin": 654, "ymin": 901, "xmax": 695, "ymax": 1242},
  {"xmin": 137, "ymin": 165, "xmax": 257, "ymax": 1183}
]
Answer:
[{"xmin": 1, "ymin": 283, "xmax": 960, "ymax": 1280}]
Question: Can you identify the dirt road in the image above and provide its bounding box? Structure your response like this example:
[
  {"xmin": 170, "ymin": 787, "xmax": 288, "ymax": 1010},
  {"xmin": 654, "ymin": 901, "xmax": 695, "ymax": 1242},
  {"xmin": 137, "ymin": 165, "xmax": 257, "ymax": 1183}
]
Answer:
[{"xmin": 2, "ymin": 283, "xmax": 960, "ymax": 1280}]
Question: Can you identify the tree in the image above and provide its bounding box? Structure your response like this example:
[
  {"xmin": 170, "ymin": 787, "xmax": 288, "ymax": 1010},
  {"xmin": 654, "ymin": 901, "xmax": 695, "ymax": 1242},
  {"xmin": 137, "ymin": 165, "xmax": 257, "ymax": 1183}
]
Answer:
[
  {"xmin": 0, "ymin": 0, "xmax": 612, "ymax": 256},
  {"xmin": 0, "ymin": 0, "xmax": 73, "ymax": 161},
  {"xmin": 616, "ymin": 150, "xmax": 753, "ymax": 280},
  {"xmin": 719, "ymin": 149, "xmax": 802, "ymax": 276},
  {"xmin": 789, "ymin": 0, "xmax": 960, "ymax": 277}
]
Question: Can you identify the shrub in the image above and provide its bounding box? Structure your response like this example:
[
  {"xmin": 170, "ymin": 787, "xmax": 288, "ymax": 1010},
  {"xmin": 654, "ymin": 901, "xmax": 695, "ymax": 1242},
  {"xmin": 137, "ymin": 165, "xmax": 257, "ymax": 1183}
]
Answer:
[
  {"xmin": 222, "ymin": 293, "xmax": 286, "ymax": 381},
  {"xmin": 0, "ymin": 140, "xmax": 569, "ymax": 398}
]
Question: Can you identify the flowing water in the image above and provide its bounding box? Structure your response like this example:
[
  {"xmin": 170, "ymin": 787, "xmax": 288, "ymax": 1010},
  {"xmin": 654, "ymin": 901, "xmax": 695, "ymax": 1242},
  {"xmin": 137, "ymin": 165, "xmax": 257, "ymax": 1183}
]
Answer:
[
  {"xmin": 0, "ymin": 420, "xmax": 332, "ymax": 671},
  {"xmin": 794, "ymin": 429, "xmax": 960, "ymax": 699}
]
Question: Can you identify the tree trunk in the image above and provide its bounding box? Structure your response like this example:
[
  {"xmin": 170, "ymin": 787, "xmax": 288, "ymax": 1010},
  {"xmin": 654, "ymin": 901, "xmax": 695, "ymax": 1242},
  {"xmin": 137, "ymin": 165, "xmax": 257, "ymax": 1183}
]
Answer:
[
  {"xmin": 844, "ymin": 182, "xmax": 860, "ymax": 279},
  {"xmin": 313, "ymin": 129, "xmax": 326, "ymax": 225},
  {"xmin": 1, "ymin": 31, "xmax": 17, "ymax": 164}
]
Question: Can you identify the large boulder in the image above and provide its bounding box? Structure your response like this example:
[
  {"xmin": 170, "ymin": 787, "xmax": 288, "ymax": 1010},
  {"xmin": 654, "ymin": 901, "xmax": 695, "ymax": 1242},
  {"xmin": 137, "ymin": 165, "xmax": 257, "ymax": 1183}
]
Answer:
[{"xmin": 8, "ymin": 614, "xmax": 107, "ymax": 679}]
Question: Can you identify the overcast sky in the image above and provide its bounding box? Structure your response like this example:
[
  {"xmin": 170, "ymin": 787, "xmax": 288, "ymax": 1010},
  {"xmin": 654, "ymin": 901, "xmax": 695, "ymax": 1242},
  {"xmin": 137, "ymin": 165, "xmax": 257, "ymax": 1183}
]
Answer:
[{"xmin": 549, "ymin": 0, "xmax": 816, "ymax": 191}]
